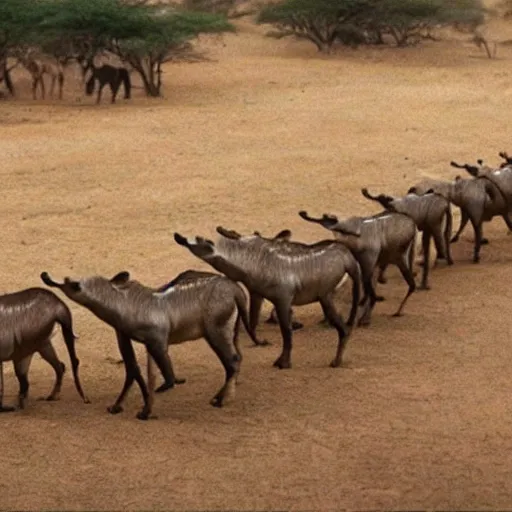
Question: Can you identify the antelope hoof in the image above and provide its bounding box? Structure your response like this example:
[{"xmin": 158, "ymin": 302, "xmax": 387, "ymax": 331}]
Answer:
[
  {"xmin": 155, "ymin": 382, "xmax": 175, "ymax": 393},
  {"xmin": 210, "ymin": 395, "xmax": 224, "ymax": 408},
  {"xmin": 473, "ymin": 256, "xmax": 480, "ymax": 264},
  {"xmin": 265, "ymin": 316, "xmax": 278, "ymax": 325},
  {"xmin": 136, "ymin": 410, "xmax": 150, "ymax": 421},
  {"xmin": 319, "ymin": 320, "xmax": 334, "ymax": 329},
  {"xmin": 107, "ymin": 404, "xmax": 124, "ymax": 415},
  {"xmin": 253, "ymin": 339, "xmax": 271, "ymax": 347},
  {"xmin": 37, "ymin": 395, "xmax": 59, "ymax": 402},
  {"xmin": 418, "ymin": 285, "xmax": 431, "ymax": 291},
  {"xmin": 375, "ymin": 295, "xmax": 385, "ymax": 302},
  {"xmin": 481, "ymin": 238, "xmax": 489, "ymax": 245},
  {"xmin": 0, "ymin": 405, "xmax": 16, "ymax": 413},
  {"xmin": 357, "ymin": 317, "xmax": 371, "ymax": 327},
  {"xmin": 392, "ymin": 312, "xmax": 403, "ymax": 318},
  {"xmin": 291, "ymin": 321, "xmax": 304, "ymax": 331},
  {"xmin": 330, "ymin": 358, "xmax": 342, "ymax": 368},
  {"xmin": 447, "ymin": 258, "xmax": 454, "ymax": 266},
  {"xmin": 273, "ymin": 356, "xmax": 291, "ymax": 369}
]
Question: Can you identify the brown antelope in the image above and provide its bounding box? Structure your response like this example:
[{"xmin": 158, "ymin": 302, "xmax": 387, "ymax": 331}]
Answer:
[
  {"xmin": 0, "ymin": 286, "xmax": 89, "ymax": 413},
  {"xmin": 18, "ymin": 50, "xmax": 65, "ymax": 100}
]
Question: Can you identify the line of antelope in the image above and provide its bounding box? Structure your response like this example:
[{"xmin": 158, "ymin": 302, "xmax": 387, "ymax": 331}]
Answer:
[{"xmin": 2, "ymin": 151, "xmax": 512, "ymax": 421}]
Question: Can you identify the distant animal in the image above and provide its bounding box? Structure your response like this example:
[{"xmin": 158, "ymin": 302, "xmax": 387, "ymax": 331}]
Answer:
[
  {"xmin": 41, "ymin": 269, "xmax": 264, "ymax": 420},
  {"xmin": 174, "ymin": 226, "xmax": 362, "ymax": 370},
  {"xmin": 0, "ymin": 286, "xmax": 89, "ymax": 413},
  {"xmin": 83, "ymin": 58, "xmax": 131, "ymax": 104},
  {"xmin": 18, "ymin": 51, "xmax": 64, "ymax": 100}
]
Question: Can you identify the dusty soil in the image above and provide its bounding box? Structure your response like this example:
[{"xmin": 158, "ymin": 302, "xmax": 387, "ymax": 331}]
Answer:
[{"xmin": 2, "ymin": 13, "xmax": 512, "ymax": 511}]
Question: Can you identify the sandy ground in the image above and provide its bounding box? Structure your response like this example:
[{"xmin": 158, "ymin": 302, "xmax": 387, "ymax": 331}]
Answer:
[{"xmin": 2, "ymin": 13, "xmax": 512, "ymax": 511}]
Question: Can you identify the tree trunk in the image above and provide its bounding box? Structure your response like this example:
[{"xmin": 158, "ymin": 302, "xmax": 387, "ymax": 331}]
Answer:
[
  {"xmin": 132, "ymin": 61, "xmax": 161, "ymax": 97},
  {"xmin": 308, "ymin": 36, "xmax": 331, "ymax": 53},
  {"xmin": 0, "ymin": 60, "xmax": 14, "ymax": 96}
]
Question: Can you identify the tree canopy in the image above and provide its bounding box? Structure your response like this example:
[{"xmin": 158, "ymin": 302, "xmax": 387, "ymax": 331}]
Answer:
[
  {"xmin": 1, "ymin": 0, "xmax": 235, "ymax": 97},
  {"xmin": 257, "ymin": 0, "xmax": 486, "ymax": 51}
]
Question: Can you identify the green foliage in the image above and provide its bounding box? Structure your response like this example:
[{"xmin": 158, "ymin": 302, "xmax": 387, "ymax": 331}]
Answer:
[
  {"xmin": 258, "ymin": 0, "xmax": 368, "ymax": 24},
  {"xmin": 182, "ymin": 0, "xmax": 237, "ymax": 15},
  {"xmin": 39, "ymin": 0, "xmax": 233, "ymax": 45},
  {"xmin": 0, "ymin": 0, "xmax": 51, "ymax": 55},
  {"xmin": 258, "ymin": 0, "xmax": 372, "ymax": 52},
  {"xmin": 258, "ymin": 0, "xmax": 486, "ymax": 50},
  {"xmin": 0, "ymin": 0, "xmax": 234, "ymax": 96}
]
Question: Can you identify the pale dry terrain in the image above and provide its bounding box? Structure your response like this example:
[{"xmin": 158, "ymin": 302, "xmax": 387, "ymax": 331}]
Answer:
[{"xmin": 2, "ymin": 15, "xmax": 512, "ymax": 511}]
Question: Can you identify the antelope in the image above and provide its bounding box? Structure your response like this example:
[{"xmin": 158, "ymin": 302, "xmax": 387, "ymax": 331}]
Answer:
[
  {"xmin": 299, "ymin": 210, "xmax": 417, "ymax": 326},
  {"xmin": 41, "ymin": 269, "xmax": 264, "ymax": 420},
  {"xmin": 18, "ymin": 50, "xmax": 65, "ymax": 100},
  {"xmin": 361, "ymin": 187, "xmax": 453, "ymax": 289},
  {"xmin": 0, "ymin": 286, "xmax": 89, "ymax": 413},
  {"xmin": 410, "ymin": 163, "xmax": 512, "ymax": 262},
  {"xmin": 174, "ymin": 227, "xmax": 362, "ymax": 369}
]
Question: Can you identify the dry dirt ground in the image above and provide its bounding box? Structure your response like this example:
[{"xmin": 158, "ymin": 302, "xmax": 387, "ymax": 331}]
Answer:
[{"xmin": 4, "ymin": 13, "xmax": 512, "ymax": 512}]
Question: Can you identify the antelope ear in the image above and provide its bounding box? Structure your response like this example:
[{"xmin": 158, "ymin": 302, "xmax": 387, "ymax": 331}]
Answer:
[
  {"xmin": 111, "ymin": 271, "xmax": 130, "ymax": 285},
  {"xmin": 64, "ymin": 277, "xmax": 81, "ymax": 292},
  {"xmin": 216, "ymin": 226, "xmax": 241, "ymax": 240},
  {"xmin": 274, "ymin": 229, "xmax": 292, "ymax": 241}
]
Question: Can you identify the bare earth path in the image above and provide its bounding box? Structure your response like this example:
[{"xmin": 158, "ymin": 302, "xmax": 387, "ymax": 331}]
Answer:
[{"xmin": 2, "ymin": 18, "xmax": 512, "ymax": 511}]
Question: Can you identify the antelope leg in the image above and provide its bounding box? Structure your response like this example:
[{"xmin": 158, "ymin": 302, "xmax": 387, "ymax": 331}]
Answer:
[
  {"xmin": 0, "ymin": 362, "xmax": 15, "ymax": 412},
  {"xmin": 272, "ymin": 300, "xmax": 294, "ymax": 369},
  {"xmin": 319, "ymin": 295, "xmax": 350, "ymax": 368},
  {"xmin": 392, "ymin": 257, "xmax": 416, "ymax": 317}
]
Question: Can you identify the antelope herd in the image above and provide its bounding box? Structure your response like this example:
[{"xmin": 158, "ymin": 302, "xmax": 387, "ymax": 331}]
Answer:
[
  {"xmin": 1, "ymin": 50, "xmax": 132, "ymax": 104},
  {"xmin": 1, "ymin": 151, "xmax": 511, "ymax": 420}
]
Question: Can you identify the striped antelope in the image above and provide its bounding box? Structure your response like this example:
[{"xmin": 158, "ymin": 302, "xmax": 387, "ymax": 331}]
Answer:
[{"xmin": 174, "ymin": 227, "xmax": 362, "ymax": 370}]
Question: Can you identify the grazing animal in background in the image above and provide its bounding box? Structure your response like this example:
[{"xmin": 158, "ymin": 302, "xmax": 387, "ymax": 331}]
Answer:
[
  {"xmin": 361, "ymin": 187, "xmax": 453, "ymax": 290},
  {"xmin": 299, "ymin": 210, "xmax": 417, "ymax": 326},
  {"xmin": 41, "ymin": 269, "xmax": 263, "ymax": 420},
  {"xmin": 174, "ymin": 227, "xmax": 362, "ymax": 369},
  {"xmin": 18, "ymin": 51, "xmax": 65, "ymax": 100},
  {"xmin": 84, "ymin": 59, "xmax": 131, "ymax": 104},
  {"xmin": 0, "ymin": 287, "xmax": 89, "ymax": 413}
]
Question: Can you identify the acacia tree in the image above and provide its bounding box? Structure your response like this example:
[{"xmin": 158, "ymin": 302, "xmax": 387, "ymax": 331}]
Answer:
[
  {"xmin": 257, "ymin": 0, "xmax": 486, "ymax": 51},
  {"xmin": 258, "ymin": 0, "xmax": 372, "ymax": 53},
  {"xmin": 40, "ymin": 0, "xmax": 234, "ymax": 97}
]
